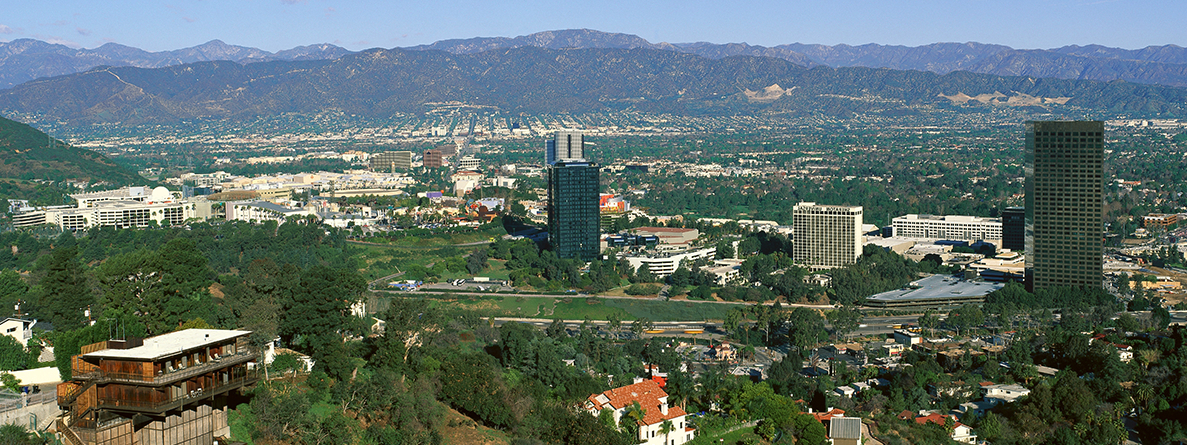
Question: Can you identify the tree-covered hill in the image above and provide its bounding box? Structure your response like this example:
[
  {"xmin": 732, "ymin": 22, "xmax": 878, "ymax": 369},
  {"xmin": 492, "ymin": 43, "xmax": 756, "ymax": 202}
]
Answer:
[{"xmin": 0, "ymin": 114, "xmax": 142, "ymax": 204}]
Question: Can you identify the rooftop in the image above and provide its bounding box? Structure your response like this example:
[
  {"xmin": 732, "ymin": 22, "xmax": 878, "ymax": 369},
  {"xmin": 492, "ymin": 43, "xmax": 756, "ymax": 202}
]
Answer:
[
  {"xmin": 82, "ymin": 329, "xmax": 251, "ymax": 361},
  {"xmin": 866, "ymin": 275, "xmax": 1004, "ymax": 306}
]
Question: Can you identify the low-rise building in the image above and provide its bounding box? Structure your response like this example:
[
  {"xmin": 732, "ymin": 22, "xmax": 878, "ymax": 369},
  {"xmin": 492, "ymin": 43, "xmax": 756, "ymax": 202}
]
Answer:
[
  {"xmin": 227, "ymin": 201, "xmax": 317, "ymax": 225},
  {"xmin": 0, "ymin": 318, "xmax": 36, "ymax": 345},
  {"xmin": 56, "ymin": 329, "xmax": 259, "ymax": 445},
  {"xmin": 892, "ymin": 214, "xmax": 1002, "ymax": 240},
  {"xmin": 624, "ymin": 247, "xmax": 716, "ymax": 278},
  {"xmin": 585, "ymin": 379, "xmax": 695, "ymax": 445},
  {"xmin": 915, "ymin": 413, "xmax": 977, "ymax": 444}
]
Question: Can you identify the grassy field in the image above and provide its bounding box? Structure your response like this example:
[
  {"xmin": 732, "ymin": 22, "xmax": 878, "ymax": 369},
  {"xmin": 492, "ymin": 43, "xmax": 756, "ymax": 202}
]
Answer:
[{"xmin": 375, "ymin": 294, "xmax": 748, "ymax": 322}]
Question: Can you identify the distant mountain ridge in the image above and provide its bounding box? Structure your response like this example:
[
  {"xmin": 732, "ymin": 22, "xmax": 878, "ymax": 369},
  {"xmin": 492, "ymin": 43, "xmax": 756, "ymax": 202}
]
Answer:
[
  {"xmin": 3, "ymin": 46, "xmax": 1186, "ymax": 126},
  {"xmin": 3, "ymin": 30, "xmax": 1187, "ymax": 89},
  {"xmin": 0, "ymin": 38, "xmax": 351, "ymax": 89}
]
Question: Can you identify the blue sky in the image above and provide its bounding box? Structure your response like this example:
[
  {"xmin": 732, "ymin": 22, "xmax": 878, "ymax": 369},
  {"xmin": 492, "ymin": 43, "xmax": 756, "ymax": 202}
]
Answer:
[{"xmin": 1, "ymin": 0, "xmax": 1182, "ymax": 52}]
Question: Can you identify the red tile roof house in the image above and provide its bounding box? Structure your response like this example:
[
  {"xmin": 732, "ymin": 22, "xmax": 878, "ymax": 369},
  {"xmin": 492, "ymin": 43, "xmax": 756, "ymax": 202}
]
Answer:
[
  {"xmin": 586, "ymin": 378, "xmax": 695, "ymax": 445},
  {"xmin": 915, "ymin": 413, "xmax": 978, "ymax": 444}
]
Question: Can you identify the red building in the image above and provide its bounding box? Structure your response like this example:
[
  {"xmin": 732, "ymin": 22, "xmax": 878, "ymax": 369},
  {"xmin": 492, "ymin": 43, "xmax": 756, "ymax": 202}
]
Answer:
[{"xmin": 57, "ymin": 329, "xmax": 259, "ymax": 445}]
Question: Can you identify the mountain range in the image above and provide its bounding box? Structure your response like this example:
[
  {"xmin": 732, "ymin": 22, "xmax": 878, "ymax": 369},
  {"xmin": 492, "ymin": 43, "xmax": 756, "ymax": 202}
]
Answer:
[
  {"xmin": 3, "ymin": 29, "xmax": 1187, "ymax": 90},
  {"xmin": 3, "ymin": 45, "xmax": 1186, "ymax": 126},
  {"xmin": 0, "ymin": 38, "xmax": 350, "ymax": 89}
]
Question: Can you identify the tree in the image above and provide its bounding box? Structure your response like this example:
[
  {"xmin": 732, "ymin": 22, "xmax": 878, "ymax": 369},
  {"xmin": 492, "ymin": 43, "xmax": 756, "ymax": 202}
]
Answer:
[
  {"xmin": 659, "ymin": 419, "xmax": 674, "ymax": 444},
  {"xmin": 0, "ymin": 335, "xmax": 27, "ymax": 371},
  {"xmin": 31, "ymin": 242, "xmax": 91, "ymax": 330},
  {"xmin": 827, "ymin": 305, "xmax": 864, "ymax": 341},
  {"xmin": 466, "ymin": 248, "xmax": 488, "ymax": 275},
  {"xmin": 785, "ymin": 307, "xmax": 826, "ymax": 355}
]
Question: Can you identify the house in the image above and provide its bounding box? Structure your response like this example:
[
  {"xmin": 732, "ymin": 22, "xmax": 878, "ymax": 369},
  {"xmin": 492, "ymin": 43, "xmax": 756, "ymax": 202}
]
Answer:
[
  {"xmin": 586, "ymin": 378, "xmax": 695, "ymax": 445},
  {"xmin": 982, "ymin": 383, "xmax": 1030, "ymax": 404},
  {"xmin": 811, "ymin": 407, "xmax": 847, "ymax": 423},
  {"xmin": 915, "ymin": 413, "xmax": 977, "ymax": 444},
  {"xmin": 834, "ymin": 386, "xmax": 857, "ymax": 398},
  {"xmin": 828, "ymin": 417, "xmax": 862, "ymax": 445},
  {"xmin": 57, "ymin": 329, "xmax": 259, "ymax": 445},
  {"xmin": 0, "ymin": 318, "xmax": 36, "ymax": 345},
  {"xmin": 1090, "ymin": 334, "xmax": 1134, "ymax": 363}
]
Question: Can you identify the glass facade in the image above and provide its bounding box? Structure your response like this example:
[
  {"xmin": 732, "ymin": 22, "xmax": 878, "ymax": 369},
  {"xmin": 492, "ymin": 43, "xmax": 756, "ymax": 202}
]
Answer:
[
  {"xmin": 1025, "ymin": 121, "xmax": 1104, "ymax": 290},
  {"xmin": 548, "ymin": 161, "xmax": 600, "ymax": 261}
]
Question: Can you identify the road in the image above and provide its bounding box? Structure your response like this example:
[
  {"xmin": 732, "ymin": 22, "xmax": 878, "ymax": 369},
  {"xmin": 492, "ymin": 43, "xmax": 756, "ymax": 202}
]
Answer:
[
  {"xmin": 376, "ymin": 288, "xmax": 836, "ymax": 309},
  {"xmin": 488, "ymin": 314, "xmax": 921, "ymax": 338}
]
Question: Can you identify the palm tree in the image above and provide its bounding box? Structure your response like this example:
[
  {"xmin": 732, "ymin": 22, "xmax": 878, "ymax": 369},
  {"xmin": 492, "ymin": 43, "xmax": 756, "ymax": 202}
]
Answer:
[{"xmin": 659, "ymin": 419, "xmax": 674, "ymax": 445}]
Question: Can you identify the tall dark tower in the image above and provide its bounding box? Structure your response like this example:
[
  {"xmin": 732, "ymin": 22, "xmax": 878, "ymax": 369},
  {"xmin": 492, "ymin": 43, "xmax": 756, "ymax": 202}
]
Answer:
[
  {"xmin": 1025, "ymin": 121, "xmax": 1104, "ymax": 290},
  {"xmin": 1002, "ymin": 207, "xmax": 1025, "ymax": 252},
  {"xmin": 547, "ymin": 160, "xmax": 600, "ymax": 260}
]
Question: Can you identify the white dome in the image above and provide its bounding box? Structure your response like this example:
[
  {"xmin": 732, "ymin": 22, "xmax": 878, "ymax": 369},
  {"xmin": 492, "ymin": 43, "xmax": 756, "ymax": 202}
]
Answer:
[{"xmin": 151, "ymin": 186, "xmax": 171, "ymax": 201}]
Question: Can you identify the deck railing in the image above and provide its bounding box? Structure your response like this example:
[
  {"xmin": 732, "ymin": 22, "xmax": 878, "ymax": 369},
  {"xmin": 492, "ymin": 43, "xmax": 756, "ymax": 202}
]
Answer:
[
  {"xmin": 92, "ymin": 370, "xmax": 259, "ymax": 413},
  {"xmin": 70, "ymin": 348, "xmax": 257, "ymax": 386}
]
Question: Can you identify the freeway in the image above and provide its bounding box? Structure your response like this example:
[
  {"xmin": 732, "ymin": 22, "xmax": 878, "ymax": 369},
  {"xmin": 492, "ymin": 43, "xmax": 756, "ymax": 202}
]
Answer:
[
  {"xmin": 375, "ymin": 288, "xmax": 836, "ymax": 309},
  {"xmin": 490, "ymin": 314, "xmax": 923, "ymax": 338}
]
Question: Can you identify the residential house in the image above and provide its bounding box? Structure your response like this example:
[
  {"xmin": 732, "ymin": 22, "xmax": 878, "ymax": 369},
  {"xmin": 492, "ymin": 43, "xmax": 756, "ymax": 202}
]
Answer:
[
  {"xmin": 586, "ymin": 378, "xmax": 695, "ymax": 445},
  {"xmin": 915, "ymin": 413, "xmax": 977, "ymax": 444},
  {"xmin": 0, "ymin": 318, "xmax": 36, "ymax": 345}
]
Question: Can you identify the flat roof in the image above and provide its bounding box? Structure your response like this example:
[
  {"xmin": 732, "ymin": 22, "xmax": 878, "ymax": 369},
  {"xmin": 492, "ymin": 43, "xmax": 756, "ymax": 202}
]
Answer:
[
  {"xmin": 82, "ymin": 329, "xmax": 251, "ymax": 361},
  {"xmin": 867, "ymin": 275, "xmax": 1004, "ymax": 303}
]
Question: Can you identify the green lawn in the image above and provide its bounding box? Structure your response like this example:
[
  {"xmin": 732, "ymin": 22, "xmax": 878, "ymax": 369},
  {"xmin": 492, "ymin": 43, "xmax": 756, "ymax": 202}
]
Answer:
[{"xmin": 400, "ymin": 294, "xmax": 746, "ymax": 322}]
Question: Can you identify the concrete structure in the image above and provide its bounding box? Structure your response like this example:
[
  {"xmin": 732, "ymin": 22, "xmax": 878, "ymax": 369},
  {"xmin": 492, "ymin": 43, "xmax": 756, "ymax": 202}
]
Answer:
[
  {"xmin": 457, "ymin": 156, "xmax": 481, "ymax": 171},
  {"xmin": 370, "ymin": 151, "xmax": 412, "ymax": 171},
  {"xmin": 546, "ymin": 131, "xmax": 584, "ymax": 166},
  {"xmin": 1142, "ymin": 213, "xmax": 1179, "ymax": 230},
  {"xmin": 548, "ymin": 160, "xmax": 601, "ymax": 261},
  {"xmin": 793, "ymin": 202, "xmax": 863, "ymax": 270},
  {"xmin": 632, "ymin": 227, "xmax": 699, "ymax": 247},
  {"xmin": 1026, "ymin": 121, "xmax": 1104, "ymax": 290},
  {"xmin": 13, "ymin": 187, "xmax": 213, "ymax": 231},
  {"xmin": 423, "ymin": 149, "xmax": 444, "ymax": 169},
  {"xmin": 624, "ymin": 247, "xmax": 717, "ymax": 278},
  {"xmin": 226, "ymin": 201, "xmax": 316, "ymax": 225},
  {"xmin": 892, "ymin": 214, "xmax": 1001, "ymax": 240},
  {"xmin": 1002, "ymin": 207, "xmax": 1025, "ymax": 252},
  {"xmin": 57, "ymin": 329, "xmax": 258, "ymax": 445},
  {"xmin": 865, "ymin": 275, "xmax": 1004, "ymax": 308},
  {"xmin": 585, "ymin": 378, "xmax": 694, "ymax": 445}
]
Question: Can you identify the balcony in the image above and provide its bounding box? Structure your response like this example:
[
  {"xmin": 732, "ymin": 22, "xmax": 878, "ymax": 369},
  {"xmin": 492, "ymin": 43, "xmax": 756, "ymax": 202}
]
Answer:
[
  {"xmin": 71, "ymin": 348, "xmax": 258, "ymax": 387},
  {"xmin": 93, "ymin": 370, "xmax": 259, "ymax": 414}
]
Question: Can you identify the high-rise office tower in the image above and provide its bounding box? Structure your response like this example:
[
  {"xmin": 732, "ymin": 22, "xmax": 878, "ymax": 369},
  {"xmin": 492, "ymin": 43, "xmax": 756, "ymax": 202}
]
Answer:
[
  {"xmin": 1025, "ymin": 121, "xmax": 1104, "ymax": 290},
  {"xmin": 546, "ymin": 131, "xmax": 584, "ymax": 165},
  {"xmin": 793, "ymin": 202, "xmax": 863, "ymax": 270},
  {"xmin": 548, "ymin": 160, "xmax": 600, "ymax": 261},
  {"xmin": 1001, "ymin": 207, "xmax": 1025, "ymax": 252}
]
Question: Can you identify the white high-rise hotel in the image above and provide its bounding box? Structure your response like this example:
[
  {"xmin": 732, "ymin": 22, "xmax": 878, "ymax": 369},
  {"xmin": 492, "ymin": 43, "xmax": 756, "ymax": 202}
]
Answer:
[{"xmin": 793, "ymin": 202, "xmax": 863, "ymax": 270}]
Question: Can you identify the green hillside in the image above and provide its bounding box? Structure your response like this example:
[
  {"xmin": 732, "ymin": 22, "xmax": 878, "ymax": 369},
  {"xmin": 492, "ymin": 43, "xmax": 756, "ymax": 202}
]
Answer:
[{"xmin": 0, "ymin": 115, "xmax": 142, "ymax": 204}]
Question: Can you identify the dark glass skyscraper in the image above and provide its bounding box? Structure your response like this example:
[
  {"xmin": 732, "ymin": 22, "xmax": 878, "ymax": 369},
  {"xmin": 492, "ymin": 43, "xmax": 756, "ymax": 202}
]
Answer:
[
  {"xmin": 1025, "ymin": 121, "xmax": 1104, "ymax": 290},
  {"xmin": 1002, "ymin": 206, "xmax": 1025, "ymax": 252},
  {"xmin": 548, "ymin": 160, "xmax": 600, "ymax": 261}
]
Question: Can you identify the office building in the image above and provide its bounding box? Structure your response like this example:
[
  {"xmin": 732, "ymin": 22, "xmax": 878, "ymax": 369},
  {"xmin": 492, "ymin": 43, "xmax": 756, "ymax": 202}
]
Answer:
[
  {"xmin": 370, "ymin": 151, "xmax": 412, "ymax": 171},
  {"xmin": 793, "ymin": 202, "xmax": 863, "ymax": 270},
  {"xmin": 891, "ymin": 214, "xmax": 1002, "ymax": 240},
  {"xmin": 423, "ymin": 149, "xmax": 444, "ymax": 168},
  {"xmin": 1001, "ymin": 207, "xmax": 1025, "ymax": 252},
  {"xmin": 1025, "ymin": 121, "xmax": 1104, "ymax": 290},
  {"xmin": 57, "ymin": 329, "xmax": 259, "ymax": 445},
  {"xmin": 457, "ymin": 155, "xmax": 481, "ymax": 171},
  {"xmin": 547, "ymin": 160, "xmax": 600, "ymax": 260},
  {"xmin": 546, "ymin": 131, "xmax": 584, "ymax": 165}
]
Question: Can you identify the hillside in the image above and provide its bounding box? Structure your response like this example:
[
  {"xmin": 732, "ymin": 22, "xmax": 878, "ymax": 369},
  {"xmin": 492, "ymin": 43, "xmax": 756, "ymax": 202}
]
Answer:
[
  {"xmin": 3, "ymin": 46, "xmax": 1187, "ymax": 126},
  {"xmin": 0, "ymin": 115, "xmax": 141, "ymax": 186}
]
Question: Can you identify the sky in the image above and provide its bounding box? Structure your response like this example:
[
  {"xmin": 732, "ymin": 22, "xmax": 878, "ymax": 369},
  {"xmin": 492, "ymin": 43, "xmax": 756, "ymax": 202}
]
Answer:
[{"xmin": 0, "ymin": 0, "xmax": 1182, "ymax": 53}]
